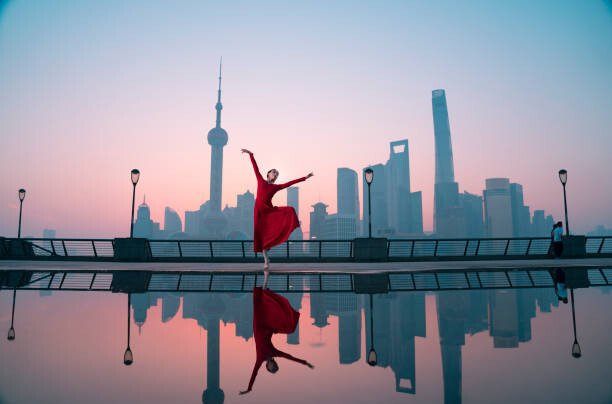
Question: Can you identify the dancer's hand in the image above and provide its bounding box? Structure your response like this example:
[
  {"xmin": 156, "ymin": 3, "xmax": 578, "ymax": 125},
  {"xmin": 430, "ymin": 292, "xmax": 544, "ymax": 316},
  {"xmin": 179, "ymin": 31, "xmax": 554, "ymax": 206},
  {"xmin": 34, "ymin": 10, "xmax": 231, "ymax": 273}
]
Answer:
[
  {"xmin": 241, "ymin": 149, "xmax": 252, "ymax": 155},
  {"xmin": 306, "ymin": 172, "xmax": 314, "ymax": 179},
  {"xmin": 306, "ymin": 361, "xmax": 315, "ymax": 369},
  {"xmin": 240, "ymin": 389, "xmax": 252, "ymax": 395}
]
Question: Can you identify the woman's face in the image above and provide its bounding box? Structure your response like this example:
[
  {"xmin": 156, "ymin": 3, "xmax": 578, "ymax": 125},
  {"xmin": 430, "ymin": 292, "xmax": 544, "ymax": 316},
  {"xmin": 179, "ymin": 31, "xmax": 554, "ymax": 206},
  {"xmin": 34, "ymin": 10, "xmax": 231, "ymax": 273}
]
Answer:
[{"xmin": 267, "ymin": 169, "xmax": 278, "ymax": 183}]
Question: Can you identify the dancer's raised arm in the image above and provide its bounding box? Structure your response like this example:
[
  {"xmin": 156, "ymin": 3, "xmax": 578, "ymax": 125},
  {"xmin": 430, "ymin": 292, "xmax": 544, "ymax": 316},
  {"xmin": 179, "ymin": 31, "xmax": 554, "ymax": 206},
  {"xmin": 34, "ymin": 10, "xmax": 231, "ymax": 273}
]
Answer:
[
  {"xmin": 277, "ymin": 172, "xmax": 314, "ymax": 190},
  {"xmin": 242, "ymin": 149, "xmax": 263, "ymax": 182},
  {"xmin": 240, "ymin": 358, "xmax": 264, "ymax": 395},
  {"xmin": 275, "ymin": 349, "xmax": 314, "ymax": 368}
]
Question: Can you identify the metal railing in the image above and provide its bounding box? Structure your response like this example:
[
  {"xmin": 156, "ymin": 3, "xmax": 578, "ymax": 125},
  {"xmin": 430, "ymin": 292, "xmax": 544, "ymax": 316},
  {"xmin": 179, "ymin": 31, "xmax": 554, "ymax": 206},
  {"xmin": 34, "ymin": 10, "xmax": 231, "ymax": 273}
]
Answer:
[
  {"xmin": 1, "ymin": 267, "xmax": 610, "ymax": 293},
  {"xmin": 1, "ymin": 236, "xmax": 611, "ymax": 261}
]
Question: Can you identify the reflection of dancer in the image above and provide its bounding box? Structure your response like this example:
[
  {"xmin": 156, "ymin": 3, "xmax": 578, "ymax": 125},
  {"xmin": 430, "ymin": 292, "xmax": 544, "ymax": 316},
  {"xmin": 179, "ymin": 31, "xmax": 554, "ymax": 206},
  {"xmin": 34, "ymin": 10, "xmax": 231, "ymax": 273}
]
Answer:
[
  {"xmin": 551, "ymin": 268, "xmax": 568, "ymax": 304},
  {"xmin": 241, "ymin": 149, "xmax": 313, "ymax": 286},
  {"xmin": 240, "ymin": 287, "xmax": 314, "ymax": 395}
]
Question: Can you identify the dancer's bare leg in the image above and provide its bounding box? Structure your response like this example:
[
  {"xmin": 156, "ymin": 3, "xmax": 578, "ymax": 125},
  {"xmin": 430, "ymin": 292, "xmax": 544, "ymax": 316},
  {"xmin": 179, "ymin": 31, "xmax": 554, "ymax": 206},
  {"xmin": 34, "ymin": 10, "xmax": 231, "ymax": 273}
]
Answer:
[{"xmin": 262, "ymin": 249, "xmax": 270, "ymax": 289}]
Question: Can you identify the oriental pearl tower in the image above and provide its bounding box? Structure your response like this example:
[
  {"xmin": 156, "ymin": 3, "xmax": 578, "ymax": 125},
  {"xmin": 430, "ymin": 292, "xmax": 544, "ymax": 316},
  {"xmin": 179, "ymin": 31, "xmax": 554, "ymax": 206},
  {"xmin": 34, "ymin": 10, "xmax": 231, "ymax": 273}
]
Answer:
[{"xmin": 203, "ymin": 60, "xmax": 228, "ymax": 238}]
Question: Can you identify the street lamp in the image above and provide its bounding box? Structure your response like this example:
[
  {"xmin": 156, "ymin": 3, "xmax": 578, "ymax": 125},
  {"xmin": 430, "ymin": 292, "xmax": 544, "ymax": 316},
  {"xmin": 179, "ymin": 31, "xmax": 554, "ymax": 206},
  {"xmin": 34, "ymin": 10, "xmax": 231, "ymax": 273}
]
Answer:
[
  {"xmin": 130, "ymin": 169, "xmax": 140, "ymax": 238},
  {"xmin": 367, "ymin": 294, "xmax": 377, "ymax": 366},
  {"xmin": 364, "ymin": 168, "xmax": 374, "ymax": 238},
  {"xmin": 570, "ymin": 288, "xmax": 581, "ymax": 358},
  {"xmin": 558, "ymin": 169, "xmax": 569, "ymax": 236},
  {"xmin": 17, "ymin": 188, "xmax": 26, "ymax": 238},
  {"xmin": 124, "ymin": 293, "xmax": 134, "ymax": 365},
  {"xmin": 7, "ymin": 289, "xmax": 16, "ymax": 341}
]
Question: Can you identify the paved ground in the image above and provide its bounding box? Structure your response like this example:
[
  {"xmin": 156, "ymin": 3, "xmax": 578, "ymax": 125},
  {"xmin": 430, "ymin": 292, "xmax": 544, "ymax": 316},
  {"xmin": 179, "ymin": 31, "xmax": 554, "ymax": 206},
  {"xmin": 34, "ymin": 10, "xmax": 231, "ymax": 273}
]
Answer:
[{"xmin": 1, "ymin": 258, "xmax": 611, "ymax": 273}]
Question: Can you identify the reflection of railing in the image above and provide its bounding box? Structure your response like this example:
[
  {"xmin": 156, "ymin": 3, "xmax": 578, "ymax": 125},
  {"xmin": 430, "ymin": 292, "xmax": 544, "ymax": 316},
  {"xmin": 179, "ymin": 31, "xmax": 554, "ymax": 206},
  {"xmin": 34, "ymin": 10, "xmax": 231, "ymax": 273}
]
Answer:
[
  {"xmin": 1, "ymin": 236, "xmax": 611, "ymax": 261},
  {"xmin": 1, "ymin": 267, "xmax": 610, "ymax": 293}
]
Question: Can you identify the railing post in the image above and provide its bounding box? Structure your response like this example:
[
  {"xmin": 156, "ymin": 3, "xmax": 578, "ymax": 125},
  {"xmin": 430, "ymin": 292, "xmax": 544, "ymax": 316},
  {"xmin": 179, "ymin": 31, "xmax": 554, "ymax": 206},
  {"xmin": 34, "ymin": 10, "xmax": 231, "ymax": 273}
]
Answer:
[
  {"xmin": 597, "ymin": 238, "xmax": 605, "ymax": 254},
  {"xmin": 50, "ymin": 240, "xmax": 57, "ymax": 256},
  {"xmin": 525, "ymin": 239, "xmax": 532, "ymax": 256},
  {"xmin": 318, "ymin": 240, "xmax": 322, "ymax": 259},
  {"xmin": 474, "ymin": 239, "xmax": 481, "ymax": 256},
  {"xmin": 463, "ymin": 240, "xmax": 469, "ymax": 256},
  {"xmin": 410, "ymin": 240, "xmax": 415, "ymax": 258},
  {"xmin": 177, "ymin": 241, "xmax": 183, "ymax": 258},
  {"xmin": 209, "ymin": 241, "xmax": 214, "ymax": 258},
  {"xmin": 503, "ymin": 239, "xmax": 510, "ymax": 255},
  {"xmin": 92, "ymin": 240, "xmax": 98, "ymax": 257},
  {"xmin": 286, "ymin": 242, "xmax": 290, "ymax": 259},
  {"xmin": 433, "ymin": 240, "xmax": 439, "ymax": 257},
  {"xmin": 62, "ymin": 240, "xmax": 68, "ymax": 256},
  {"xmin": 241, "ymin": 241, "xmax": 245, "ymax": 258}
]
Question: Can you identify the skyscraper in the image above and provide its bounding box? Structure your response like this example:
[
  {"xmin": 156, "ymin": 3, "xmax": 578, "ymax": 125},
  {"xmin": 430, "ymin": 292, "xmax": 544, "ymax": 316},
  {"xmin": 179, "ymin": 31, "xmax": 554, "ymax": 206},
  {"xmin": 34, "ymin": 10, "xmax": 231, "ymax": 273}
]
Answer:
[
  {"xmin": 287, "ymin": 186, "xmax": 303, "ymax": 240},
  {"xmin": 386, "ymin": 140, "xmax": 422, "ymax": 235},
  {"xmin": 432, "ymin": 89, "xmax": 461, "ymax": 236},
  {"xmin": 509, "ymin": 183, "xmax": 531, "ymax": 237},
  {"xmin": 164, "ymin": 207, "xmax": 182, "ymax": 237},
  {"xmin": 202, "ymin": 60, "xmax": 229, "ymax": 238},
  {"xmin": 483, "ymin": 178, "xmax": 513, "ymax": 237},
  {"xmin": 337, "ymin": 168, "xmax": 359, "ymax": 226}
]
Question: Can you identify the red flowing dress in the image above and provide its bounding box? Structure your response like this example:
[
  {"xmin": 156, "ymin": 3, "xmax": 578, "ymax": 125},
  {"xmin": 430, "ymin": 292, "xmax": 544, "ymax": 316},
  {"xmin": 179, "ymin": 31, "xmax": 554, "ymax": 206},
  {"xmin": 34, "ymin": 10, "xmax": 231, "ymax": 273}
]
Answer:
[
  {"xmin": 249, "ymin": 153, "xmax": 306, "ymax": 252},
  {"xmin": 247, "ymin": 287, "xmax": 306, "ymax": 391}
]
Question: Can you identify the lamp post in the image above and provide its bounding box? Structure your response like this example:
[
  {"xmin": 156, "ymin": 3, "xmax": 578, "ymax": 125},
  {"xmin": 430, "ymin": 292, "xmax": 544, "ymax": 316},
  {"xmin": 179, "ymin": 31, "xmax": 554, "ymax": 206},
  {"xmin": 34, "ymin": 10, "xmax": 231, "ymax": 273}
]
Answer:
[
  {"xmin": 570, "ymin": 288, "xmax": 581, "ymax": 358},
  {"xmin": 7, "ymin": 289, "xmax": 16, "ymax": 341},
  {"xmin": 364, "ymin": 168, "xmax": 374, "ymax": 238},
  {"xmin": 558, "ymin": 169, "xmax": 569, "ymax": 236},
  {"xmin": 367, "ymin": 294, "xmax": 377, "ymax": 366},
  {"xmin": 17, "ymin": 189, "xmax": 26, "ymax": 238},
  {"xmin": 124, "ymin": 293, "xmax": 134, "ymax": 365},
  {"xmin": 130, "ymin": 169, "xmax": 140, "ymax": 238}
]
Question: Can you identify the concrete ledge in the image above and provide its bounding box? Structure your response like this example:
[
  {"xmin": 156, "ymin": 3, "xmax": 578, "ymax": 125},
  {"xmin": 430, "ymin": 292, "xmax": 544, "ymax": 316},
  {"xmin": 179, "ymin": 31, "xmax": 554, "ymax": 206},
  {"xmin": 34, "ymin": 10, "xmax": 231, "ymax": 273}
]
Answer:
[
  {"xmin": 562, "ymin": 235, "xmax": 586, "ymax": 258},
  {"xmin": 0, "ymin": 237, "xmax": 6, "ymax": 258},
  {"xmin": 0, "ymin": 270, "xmax": 33, "ymax": 288},
  {"xmin": 565, "ymin": 268, "xmax": 590, "ymax": 289},
  {"xmin": 113, "ymin": 238, "xmax": 151, "ymax": 261},
  {"xmin": 353, "ymin": 237, "xmax": 388, "ymax": 262}
]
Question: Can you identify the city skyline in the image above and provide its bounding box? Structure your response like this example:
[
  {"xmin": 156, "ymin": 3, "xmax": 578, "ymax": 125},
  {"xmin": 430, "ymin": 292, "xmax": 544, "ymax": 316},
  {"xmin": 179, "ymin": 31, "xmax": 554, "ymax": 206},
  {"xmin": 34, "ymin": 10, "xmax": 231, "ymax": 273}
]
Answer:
[{"xmin": 1, "ymin": 1, "xmax": 611, "ymax": 238}]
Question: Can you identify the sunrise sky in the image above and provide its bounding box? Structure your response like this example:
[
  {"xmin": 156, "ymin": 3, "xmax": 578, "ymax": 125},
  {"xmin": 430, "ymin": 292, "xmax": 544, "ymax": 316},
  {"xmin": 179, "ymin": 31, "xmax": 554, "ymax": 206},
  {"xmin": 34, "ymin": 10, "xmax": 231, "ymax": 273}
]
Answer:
[{"xmin": 1, "ymin": 0, "xmax": 611, "ymax": 237}]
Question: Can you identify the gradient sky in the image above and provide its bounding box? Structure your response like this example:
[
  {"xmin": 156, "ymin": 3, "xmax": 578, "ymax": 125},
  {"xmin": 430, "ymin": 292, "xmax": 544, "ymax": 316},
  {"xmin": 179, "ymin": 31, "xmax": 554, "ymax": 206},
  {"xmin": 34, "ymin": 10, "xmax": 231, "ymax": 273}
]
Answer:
[{"xmin": 1, "ymin": 0, "xmax": 611, "ymax": 237}]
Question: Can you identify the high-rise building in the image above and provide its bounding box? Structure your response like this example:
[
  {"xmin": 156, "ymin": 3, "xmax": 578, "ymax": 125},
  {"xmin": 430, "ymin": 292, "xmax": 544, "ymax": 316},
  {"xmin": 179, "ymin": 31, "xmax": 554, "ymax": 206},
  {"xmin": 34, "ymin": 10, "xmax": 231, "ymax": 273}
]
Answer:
[
  {"xmin": 509, "ymin": 183, "xmax": 531, "ymax": 237},
  {"xmin": 202, "ymin": 61, "xmax": 229, "ymax": 238},
  {"xmin": 309, "ymin": 202, "xmax": 329, "ymax": 240},
  {"xmin": 133, "ymin": 197, "xmax": 161, "ymax": 239},
  {"xmin": 432, "ymin": 89, "xmax": 461, "ymax": 237},
  {"xmin": 386, "ymin": 140, "xmax": 422, "ymax": 235},
  {"xmin": 42, "ymin": 229, "xmax": 56, "ymax": 238},
  {"xmin": 337, "ymin": 168, "xmax": 359, "ymax": 226},
  {"xmin": 483, "ymin": 178, "xmax": 513, "ymax": 237},
  {"xmin": 459, "ymin": 192, "xmax": 484, "ymax": 238},
  {"xmin": 287, "ymin": 187, "xmax": 303, "ymax": 240},
  {"xmin": 164, "ymin": 207, "xmax": 182, "ymax": 237}
]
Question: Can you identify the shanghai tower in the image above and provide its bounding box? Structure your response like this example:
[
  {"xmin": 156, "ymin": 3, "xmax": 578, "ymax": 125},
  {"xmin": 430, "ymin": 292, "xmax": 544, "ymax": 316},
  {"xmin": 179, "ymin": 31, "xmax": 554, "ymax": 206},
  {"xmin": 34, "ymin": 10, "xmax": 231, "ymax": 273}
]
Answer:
[
  {"xmin": 203, "ymin": 60, "xmax": 229, "ymax": 237},
  {"xmin": 432, "ymin": 89, "xmax": 460, "ymax": 236}
]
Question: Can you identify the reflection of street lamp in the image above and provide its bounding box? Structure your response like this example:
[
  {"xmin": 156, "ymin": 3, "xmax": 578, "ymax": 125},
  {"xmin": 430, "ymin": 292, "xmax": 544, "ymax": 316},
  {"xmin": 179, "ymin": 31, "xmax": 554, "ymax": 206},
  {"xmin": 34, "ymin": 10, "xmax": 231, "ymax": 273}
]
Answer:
[
  {"xmin": 17, "ymin": 189, "xmax": 26, "ymax": 238},
  {"xmin": 7, "ymin": 289, "xmax": 16, "ymax": 340},
  {"xmin": 367, "ymin": 294, "xmax": 377, "ymax": 366},
  {"xmin": 558, "ymin": 169, "xmax": 569, "ymax": 236},
  {"xmin": 570, "ymin": 289, "xmax": 581, "ymax": 358},
  {"xmin": 124, "ymin": 293, "xmax": 134, "ymax": 365},
  {"xmin": 364, "ymin": 168, "xmax": 374, "ymax": 238},
  {"xmin": 130, "ymin": 169, "xmax": 140, "ymax": 238}
]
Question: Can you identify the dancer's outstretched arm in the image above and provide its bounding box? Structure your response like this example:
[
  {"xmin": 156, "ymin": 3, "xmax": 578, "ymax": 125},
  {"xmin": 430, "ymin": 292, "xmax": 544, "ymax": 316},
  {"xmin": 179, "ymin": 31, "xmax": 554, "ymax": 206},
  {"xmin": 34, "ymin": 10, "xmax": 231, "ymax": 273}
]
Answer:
[
  {"xmin": 275, "ymin": 349, "xmax": 315, "ymax": 368},
  {"xmin": 277, "ymin": 172, "xmax": 314, "ymax": 190},
  {"xmin": 240, "ymin": 359, "xmax": 264, "ymax": 395},
  {"xmin": 241, "ymin": 149, "xmax": 263, "ymax": 182}
]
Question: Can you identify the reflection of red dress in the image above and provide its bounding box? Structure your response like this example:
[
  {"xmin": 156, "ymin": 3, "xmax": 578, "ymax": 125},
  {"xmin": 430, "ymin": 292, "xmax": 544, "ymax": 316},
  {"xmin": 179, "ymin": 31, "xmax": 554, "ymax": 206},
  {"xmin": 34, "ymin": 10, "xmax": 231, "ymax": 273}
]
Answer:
[
  {"xmin": 249, "ymin": 153, "xmax": 306, "ymax": 252},
  {"xmin": 247, "ymin": 287, "xmax": 305, "ymax": 391}
]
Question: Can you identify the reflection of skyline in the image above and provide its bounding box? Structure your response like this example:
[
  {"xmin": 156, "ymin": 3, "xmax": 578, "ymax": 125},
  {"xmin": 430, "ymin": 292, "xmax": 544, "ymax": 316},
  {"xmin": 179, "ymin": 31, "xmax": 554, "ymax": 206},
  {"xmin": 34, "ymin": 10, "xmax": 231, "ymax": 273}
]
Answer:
[{"xmin": 86, "ymin": 286, "xmax": 565, "ymax": 402}]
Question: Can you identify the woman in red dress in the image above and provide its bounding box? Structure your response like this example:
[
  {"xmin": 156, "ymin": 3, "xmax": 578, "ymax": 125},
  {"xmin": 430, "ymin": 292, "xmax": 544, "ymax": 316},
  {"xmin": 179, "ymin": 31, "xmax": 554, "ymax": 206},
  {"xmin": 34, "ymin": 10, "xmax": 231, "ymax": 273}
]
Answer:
[
  {"xmin": 241, "ymin": 149, "xmax": 313, "ymax": 283},
  {"xmin": 240, "ymin": 287, "xmax": 314, "ymax": 395}
]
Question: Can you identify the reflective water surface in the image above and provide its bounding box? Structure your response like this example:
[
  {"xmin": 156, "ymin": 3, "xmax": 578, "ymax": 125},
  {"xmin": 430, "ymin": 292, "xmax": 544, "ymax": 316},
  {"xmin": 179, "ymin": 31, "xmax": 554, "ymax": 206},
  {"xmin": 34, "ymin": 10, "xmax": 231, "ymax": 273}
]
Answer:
[{"xmin": 0, "ymin": 285, "xmax": 610, "ymax": 403}]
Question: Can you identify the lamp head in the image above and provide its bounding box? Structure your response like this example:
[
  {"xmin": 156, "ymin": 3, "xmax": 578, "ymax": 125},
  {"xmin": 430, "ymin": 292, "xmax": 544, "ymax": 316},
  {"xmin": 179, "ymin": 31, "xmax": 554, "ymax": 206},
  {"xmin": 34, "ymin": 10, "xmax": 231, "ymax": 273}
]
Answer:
[
  {"xmin": 18, "ymin": 188, "xmax": 26, "ymax": 201},
  {"xmin": 558, "ymin": 169, "xmax": 567, "ymax": 185},
  {"xmin": 124, "ymin": 347, "xmax": 134, "ymax": 365},
  {"xmin": 367, "ymin": 348, "xmax": 377, "ymax": 366},
  {"xmin": 131, "ymin": 169, "xmax": 140, "ymax": 185},
  {"xmin": 364, "ymin": 168, "xmax": 374, "ymax": 185},
  {"xmin": 572, "ymin": 340, "xmax": 581, "ymax": 358}
]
